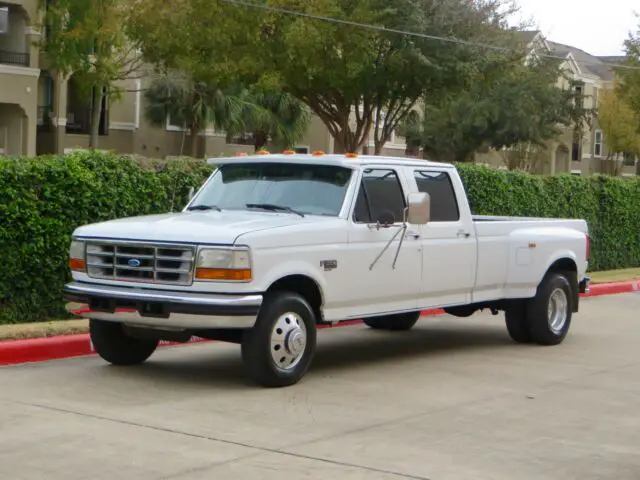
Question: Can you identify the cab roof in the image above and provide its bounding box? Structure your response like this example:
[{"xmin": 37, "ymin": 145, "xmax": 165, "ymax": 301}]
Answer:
[{"xmin": 206, "ymin": 153, "xmax": 455, "ymax": 170}]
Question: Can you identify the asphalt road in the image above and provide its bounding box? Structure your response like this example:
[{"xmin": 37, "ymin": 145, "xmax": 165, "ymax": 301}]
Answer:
[{"xmin": 1, "ymin": 293, "xmax": 639, "ymax": 480}]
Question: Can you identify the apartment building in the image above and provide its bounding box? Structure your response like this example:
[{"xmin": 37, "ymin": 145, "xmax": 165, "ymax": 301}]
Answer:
[
  {"xmin": 1, "ymin": 10, "xmax": 637, "ymax": 176},
  {"xmin": 0, "ymin": 0, "xmax": 39, "ymax": 156}
]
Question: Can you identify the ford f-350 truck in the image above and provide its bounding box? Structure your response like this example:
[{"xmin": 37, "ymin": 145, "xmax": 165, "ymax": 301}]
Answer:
[{"xmin": 63, "ymin": 153, "xmax": 591, "ymax": 387}]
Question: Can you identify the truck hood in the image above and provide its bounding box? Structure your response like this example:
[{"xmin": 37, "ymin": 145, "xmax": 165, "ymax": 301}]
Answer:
[{"xmin": 73, "ymin": 210, "xmax": 323, "ymax": 245}]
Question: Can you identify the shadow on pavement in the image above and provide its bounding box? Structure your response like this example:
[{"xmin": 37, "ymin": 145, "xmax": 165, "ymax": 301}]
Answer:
[{"xmin": 87, "ymin": 321, "xmax": 515, "ymax": 389}]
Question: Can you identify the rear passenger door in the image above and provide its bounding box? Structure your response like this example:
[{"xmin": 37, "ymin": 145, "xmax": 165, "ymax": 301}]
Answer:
[
  {"xmin": 343, "ymin": 167, "xmax": 422, "ymax": 319},
  {"xmin": 412, "ymin": 169, "xmax": 476, "ymax": 307}
]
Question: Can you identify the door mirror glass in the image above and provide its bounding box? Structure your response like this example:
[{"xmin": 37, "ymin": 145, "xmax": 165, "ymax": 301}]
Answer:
[{"xmin": 406, "ymin": 192, "xmax": 430, "ymax": 225}]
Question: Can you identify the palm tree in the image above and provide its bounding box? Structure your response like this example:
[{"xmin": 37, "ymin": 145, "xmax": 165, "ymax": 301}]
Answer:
[
  {"xmin": 233, "ymin": 87, "xmax": 311, "ymax": 151},
  {"xmin": 143, "ymin": 74, "xmax": 243, "ymax": 157}
]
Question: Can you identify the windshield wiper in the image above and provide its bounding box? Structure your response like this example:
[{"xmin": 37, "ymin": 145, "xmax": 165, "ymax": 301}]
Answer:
[
  {"xmin": 186, "ymin": 204, "xmax": 221, "ymax": 211},
  {"xmin": 246, "ymin": 203, "xmax": 305, "ymax": 217}
]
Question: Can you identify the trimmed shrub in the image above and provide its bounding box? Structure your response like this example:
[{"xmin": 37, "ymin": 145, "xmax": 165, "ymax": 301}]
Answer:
[
  {"xmin": 0, "ymin": 153, "xmax": 638, "ymax": 324},
  {"xmin": 456, "ymin": 163, "xmax": 640, "ymax": 273},
  {"xmin": 0, "ymin": 151, "xmax": 214, "ymax": 324}
]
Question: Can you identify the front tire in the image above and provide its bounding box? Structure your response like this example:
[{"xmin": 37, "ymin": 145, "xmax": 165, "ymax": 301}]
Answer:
[
  {"xmin": 89, "ymin": 319, "xmax": 158, "ymax": 365},
  {"xmin": 363, "ymin": 311, "xmax": 421, "ymax": 331},
  {"xmin": 241, "ymin": 292, "xmax": 317, "ymax": 388},
  {"xmin": 526, "ymin": 272, "xmax": 573, "ymax": 345}
]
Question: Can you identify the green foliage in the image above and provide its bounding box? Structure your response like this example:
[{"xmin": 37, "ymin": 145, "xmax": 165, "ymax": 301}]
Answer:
[
  {"xmin": 456, "ymin": 163, "xmax": 640, "ymax": 272},
  {"xmin": 409, "ymin": 54, "xmax": 579, "ymax": 163},
  {"xmin": 0, "ymin": 151, "xmax": 214, "ymax": 324},
  {"xmin": 1, "ymin": 153, "xmax": 638, "ymax": 324}
]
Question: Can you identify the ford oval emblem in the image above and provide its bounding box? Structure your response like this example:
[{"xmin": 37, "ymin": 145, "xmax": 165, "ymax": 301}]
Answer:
[{"xmin": 128, "ymin": 258, "xmax": 142, "ymax": 267}]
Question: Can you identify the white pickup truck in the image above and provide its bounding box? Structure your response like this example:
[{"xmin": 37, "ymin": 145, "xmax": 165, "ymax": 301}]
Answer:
[{"xmin": 64, "ymin": 153, "xmax": 591, "ymax": 387}]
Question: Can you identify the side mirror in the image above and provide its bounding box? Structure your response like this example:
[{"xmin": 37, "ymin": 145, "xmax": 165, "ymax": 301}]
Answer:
[
  {"xmin": 406, "ymin": 192, "xmax": 430, "ymax": 225},
  {"xmin": 187, "ymin": 186, "xmax": 196, "ymax": 202}
]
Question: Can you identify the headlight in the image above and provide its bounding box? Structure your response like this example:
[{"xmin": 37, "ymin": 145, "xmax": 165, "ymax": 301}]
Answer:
[
  {"xmin": 69, "ymin": 240, "xmax": 86, "ymax": 271},
  {"xmin": 195, "ymin": 247, "xmax": 252, "ymax": 281}
]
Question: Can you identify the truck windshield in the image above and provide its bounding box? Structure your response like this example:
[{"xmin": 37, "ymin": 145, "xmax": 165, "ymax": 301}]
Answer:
[{"xmin": 188, "ymin": 162, "xmax": 354, "ymax": 217}]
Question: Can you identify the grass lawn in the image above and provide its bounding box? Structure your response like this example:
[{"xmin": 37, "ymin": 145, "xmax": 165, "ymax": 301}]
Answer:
[{"xmin": 1, "ymin": 268, "xmax": 638, "ymax": 341}]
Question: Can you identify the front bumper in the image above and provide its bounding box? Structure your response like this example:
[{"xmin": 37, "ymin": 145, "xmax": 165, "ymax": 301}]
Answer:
[{"xmin": 63, "ymin": 282, "xmax": 262, "ymax": 329}]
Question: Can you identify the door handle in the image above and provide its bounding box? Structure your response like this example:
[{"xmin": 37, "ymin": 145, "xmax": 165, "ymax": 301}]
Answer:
[
  {"xmin": 457, "ymin": 230, "xmax": 471, "ymax": 239},
  {"xmin": 405, "ymin": 231, "xmax": 420, "ymax": 239}
]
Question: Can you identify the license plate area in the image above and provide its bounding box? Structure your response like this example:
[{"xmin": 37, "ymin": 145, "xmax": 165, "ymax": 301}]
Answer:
[{"xmin": 88, "ymin": 297, "xmax": 169, "ymax": 318}]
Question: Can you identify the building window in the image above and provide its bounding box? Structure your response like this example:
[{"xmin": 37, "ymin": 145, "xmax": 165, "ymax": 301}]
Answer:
[
  {"xmin": 594, "ymin": 130, "xmax": 603, "ymax": 157},
  {"xmin": 0, "ymin": 7, "xmax": 8, "ymax": 35}
]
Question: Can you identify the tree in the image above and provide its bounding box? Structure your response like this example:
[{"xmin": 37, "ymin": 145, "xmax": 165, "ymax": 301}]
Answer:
[
  {"xmin": 232, "ymin": 87, "xmax": 312, "ymax": 151},
  {"xmin": 406, "ymin": 53, "xmax": 579, "ymax": 163},
  {"xmin": 125, "ymin": 0, "xmax": 524, "ymax": 154},
  {"xmin": 597, "ymin": 86, "xmax": 640, "ymax": 174},
  {"xmin": 40, "ymin": 0, "xmax": 143, "ymax": 147},
  {"xmin": 143, "ymin": 74, "xmax": 244, "ymax": 157},
  {"xmin": 256, "ymin": 0, "xmax": 522, "ymax": 154},
  {"xmin": 615, "ymin": 15, "xmax": 640, "ymax": 120}
]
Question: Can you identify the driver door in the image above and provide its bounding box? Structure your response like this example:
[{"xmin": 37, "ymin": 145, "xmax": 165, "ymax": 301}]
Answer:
[{"xmin": 342, "ymin": 167, "xmax": 422, "ymax": 319}]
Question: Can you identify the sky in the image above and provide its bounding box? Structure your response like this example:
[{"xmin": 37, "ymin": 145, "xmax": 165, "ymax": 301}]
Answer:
[{"xmin": 513, "ymin": 0, "xmax": 638, "ymax": 56}]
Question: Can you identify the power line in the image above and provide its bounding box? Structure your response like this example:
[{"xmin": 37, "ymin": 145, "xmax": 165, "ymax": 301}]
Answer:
[{"xmin": 221, "ymin": 0, "xmax": 640, "ymax": 73}]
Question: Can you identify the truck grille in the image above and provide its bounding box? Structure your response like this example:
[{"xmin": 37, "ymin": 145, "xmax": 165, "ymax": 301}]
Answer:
[{"xmin": 85, "ymin": 241, "xmax": 196, "ymax": 286}]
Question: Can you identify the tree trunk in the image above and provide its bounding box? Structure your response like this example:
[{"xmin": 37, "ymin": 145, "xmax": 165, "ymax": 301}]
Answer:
[
  {"xmin": 254, "ymin": 131, "xmax": 268, "ymax": 151},
  {"xmin": 89, "ymin": 86, "xmax": 103, "ymax": 149},
  {"xmin": 189, "ymin": 124, "xmax": 199, "ymax": 158}
]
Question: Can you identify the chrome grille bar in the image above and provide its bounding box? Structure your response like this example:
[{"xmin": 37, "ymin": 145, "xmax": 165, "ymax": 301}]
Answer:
[{"xmin": 85, "ymin": 240, "xmax": 196, "ymax": 286}]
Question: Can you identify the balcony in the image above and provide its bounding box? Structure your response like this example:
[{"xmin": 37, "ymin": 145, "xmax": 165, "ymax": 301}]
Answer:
[{"xmin": 0, "ymin": 49, "xmax": 30, "ymax": 67}]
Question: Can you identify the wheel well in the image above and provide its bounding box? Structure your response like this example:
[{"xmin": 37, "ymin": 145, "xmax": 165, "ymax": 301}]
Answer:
[
  {"xmin": 547, "ymin": 257, "xmax": 579, "ymax": 312},
  {"xmin": 548, "ymin": 258, "xmax": 577, "ymax": 275},
  {"xmin": 266, "ymin": 275, "xmax": 324, "ymax": 322}
]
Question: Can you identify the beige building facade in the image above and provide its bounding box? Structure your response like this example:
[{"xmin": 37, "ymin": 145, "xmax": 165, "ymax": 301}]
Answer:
[{"xmin": 0, "ymin": 8, "xmax": 637, "ymax": 176}]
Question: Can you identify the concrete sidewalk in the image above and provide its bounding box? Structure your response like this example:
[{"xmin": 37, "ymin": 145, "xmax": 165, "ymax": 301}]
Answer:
[{"xmin": 1, "ymin": 292, "xmax": 639, "ymax": 480}]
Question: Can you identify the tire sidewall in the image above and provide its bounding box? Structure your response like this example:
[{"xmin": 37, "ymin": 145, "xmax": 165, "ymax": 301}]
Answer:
[
  {"xmin": 528, "ymin": 273, "xmax": 573, "ymax": 344},
  {"xmin": 242, "ymin": 292, "xmax": 317, "ymax": 387}
]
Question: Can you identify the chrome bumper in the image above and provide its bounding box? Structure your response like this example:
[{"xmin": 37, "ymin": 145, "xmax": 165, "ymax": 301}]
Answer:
[{"xmin": 63, "ymin": 282, "xmax": 262, "ymax": 329}]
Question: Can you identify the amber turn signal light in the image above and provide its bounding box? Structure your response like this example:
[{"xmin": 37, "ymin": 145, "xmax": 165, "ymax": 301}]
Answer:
[
  {"xmin": 195, "ymin": 268, "xmax": 252, "ymax": 281},
  {"xmin": 69, "ymin": 258, "xmax": 86, "ymax": 271}
]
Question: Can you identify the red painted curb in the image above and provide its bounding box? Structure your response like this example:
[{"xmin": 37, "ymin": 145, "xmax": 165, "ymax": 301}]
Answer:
[{"xmin": 0, "ymin": 280, "xmax": 637, "ymax": 367}]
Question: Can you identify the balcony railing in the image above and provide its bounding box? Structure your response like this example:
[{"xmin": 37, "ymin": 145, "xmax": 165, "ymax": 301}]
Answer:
[{"xmin": 0, "ymin": 50, "xmax": 30, "ymax": 67}]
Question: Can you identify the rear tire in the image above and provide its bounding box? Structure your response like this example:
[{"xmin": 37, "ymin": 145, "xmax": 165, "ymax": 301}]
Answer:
[
  {"xmin": 363, "ymin": 312, "xmax": 421, "ymax": 331},
  {"xmin": 526, "ymin": 272, "xmax": 573, "ymax": 345},
  {"xmin": 90, "ymin": 319, "xmax": 158, "ymax": 366},
  {"xmin": 504, "ymin": 301, "xmax": 532, "ymax": 344},
  {"xmin": 241, "ymin": 292, "xmax": 317, "ymax": 388}
]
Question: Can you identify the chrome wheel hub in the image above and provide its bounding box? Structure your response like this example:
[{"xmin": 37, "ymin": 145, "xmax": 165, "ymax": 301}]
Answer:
[
  {"xmin": 270, "ymin": 312, "xmax": 307, "ymax": 370},
  {"xmin": 547, "ymin": 288, "xmax": 568, "ymax": 334}
]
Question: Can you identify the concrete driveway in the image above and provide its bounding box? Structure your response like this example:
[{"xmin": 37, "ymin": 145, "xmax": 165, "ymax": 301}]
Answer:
[{"xmin": 1, "ymin": 292, "xmax": 639, "ymax": 480}]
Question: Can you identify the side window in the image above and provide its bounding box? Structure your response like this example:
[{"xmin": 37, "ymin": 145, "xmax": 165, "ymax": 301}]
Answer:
[
  {"xmin": 353, "ymin": 168, "xmax": 406, "ymax": 224},
  {"xmin": 414, "ymin": 170, "xmax": 460, "ymax": 222}
]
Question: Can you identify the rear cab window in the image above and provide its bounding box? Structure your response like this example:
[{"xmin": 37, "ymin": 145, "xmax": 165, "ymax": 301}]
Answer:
[{"xmin": 413, "ymin": 170, "xmax": 460, "ymax": 222}]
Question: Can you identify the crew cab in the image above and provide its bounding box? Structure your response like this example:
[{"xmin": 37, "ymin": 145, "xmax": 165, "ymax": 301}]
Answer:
[{"xmin": 63, "ymin": 153, "xmax": 591, "ymax": 387}]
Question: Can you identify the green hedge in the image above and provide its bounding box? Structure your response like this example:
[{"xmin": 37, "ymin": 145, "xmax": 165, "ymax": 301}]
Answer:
[
  {"xmin": 0, "ymin": 151, "xmax": 214, "ymax": 324},
  {"xmin": 456, "ymin": 163, "xmax": 640, "ymax": 273},
  {"xmin": 0, "ymin": 153, "xmax": 638, "ymax": 324}
]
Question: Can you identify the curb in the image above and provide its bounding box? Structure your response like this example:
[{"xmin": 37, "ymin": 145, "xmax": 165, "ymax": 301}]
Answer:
[{"xmin": 1, "ymin": 280, "xmax": 637, "ymax": 367}]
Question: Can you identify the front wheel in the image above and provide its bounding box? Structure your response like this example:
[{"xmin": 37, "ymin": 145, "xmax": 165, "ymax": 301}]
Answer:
[
  {"xmin": 241, "ymin": 292, "xmax": 317, "ymax": 387},
  {"xmin": 89, "ymin": 319, "xmax": 158, "ymax": 365}
]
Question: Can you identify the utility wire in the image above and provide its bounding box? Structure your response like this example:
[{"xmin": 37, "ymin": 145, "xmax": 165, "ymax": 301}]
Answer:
[{"xmin": 221, "ymin": 0, "xmax": 640, "ymax": 73}]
